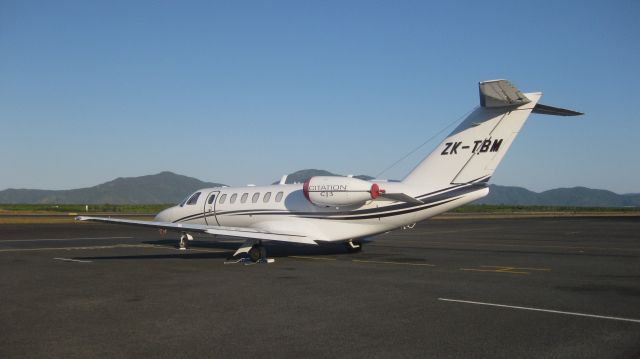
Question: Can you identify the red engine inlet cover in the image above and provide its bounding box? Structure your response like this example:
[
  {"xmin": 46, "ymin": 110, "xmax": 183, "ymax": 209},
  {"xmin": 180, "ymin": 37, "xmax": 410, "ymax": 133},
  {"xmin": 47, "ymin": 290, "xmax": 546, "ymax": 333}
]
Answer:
[
  {"xmin": 303, "ymin": 179, "xmax": 311, "ymax": 201},
  {"xmin": 370, "ymin": 183, "xmax": 380, "ymax": 199}
]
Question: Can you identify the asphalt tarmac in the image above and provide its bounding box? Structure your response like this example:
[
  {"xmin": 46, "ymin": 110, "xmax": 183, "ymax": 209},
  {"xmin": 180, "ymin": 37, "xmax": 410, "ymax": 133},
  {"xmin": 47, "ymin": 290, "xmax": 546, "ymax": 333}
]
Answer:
[{"xmin": 1, "ymin": 216, "xmax": 639, "ymax": 358}]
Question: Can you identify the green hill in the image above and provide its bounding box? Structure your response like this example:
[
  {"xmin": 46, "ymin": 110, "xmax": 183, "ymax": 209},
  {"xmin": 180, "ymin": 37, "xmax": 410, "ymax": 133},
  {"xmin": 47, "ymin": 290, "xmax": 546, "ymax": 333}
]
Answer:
[
  {"xmin": 0, "ymin": 172, "xmax": 225, "ymax": 204},
  {"xmin": 478, "ymin": 185, "xmax": 640, "ymax": 207},
  {"xmin": 1, "ymin": 170, "xmax": 637, "ymax": 207}
]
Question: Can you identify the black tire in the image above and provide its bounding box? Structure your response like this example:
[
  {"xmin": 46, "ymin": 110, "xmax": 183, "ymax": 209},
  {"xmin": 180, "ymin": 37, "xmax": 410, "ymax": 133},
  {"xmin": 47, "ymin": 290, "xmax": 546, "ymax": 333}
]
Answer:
[{"xmin": 248, "ymin": 246, "xmax": 261, "ymax": 262}]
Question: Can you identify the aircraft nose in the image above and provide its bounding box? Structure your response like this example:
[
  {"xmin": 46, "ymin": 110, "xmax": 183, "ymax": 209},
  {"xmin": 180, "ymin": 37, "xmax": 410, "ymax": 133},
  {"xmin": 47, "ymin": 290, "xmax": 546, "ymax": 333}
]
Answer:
[{"xmin": 154, "ymin": 208, "xmax": 171, "ymax": 222}]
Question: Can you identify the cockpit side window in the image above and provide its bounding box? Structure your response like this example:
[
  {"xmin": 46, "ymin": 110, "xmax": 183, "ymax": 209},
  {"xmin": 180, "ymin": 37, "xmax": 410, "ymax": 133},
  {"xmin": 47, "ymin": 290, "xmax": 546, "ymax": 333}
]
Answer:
[{"xmin": 186, "ymin": 192, "xmax": 201, "ymax": 205}]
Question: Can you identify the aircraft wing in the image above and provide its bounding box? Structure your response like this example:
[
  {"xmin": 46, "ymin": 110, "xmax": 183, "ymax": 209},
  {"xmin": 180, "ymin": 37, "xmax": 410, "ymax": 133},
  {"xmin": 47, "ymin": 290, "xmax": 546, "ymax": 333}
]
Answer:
[{"xmin": 75, "ymin": 216, "xmax": 317, "ymax": 245}]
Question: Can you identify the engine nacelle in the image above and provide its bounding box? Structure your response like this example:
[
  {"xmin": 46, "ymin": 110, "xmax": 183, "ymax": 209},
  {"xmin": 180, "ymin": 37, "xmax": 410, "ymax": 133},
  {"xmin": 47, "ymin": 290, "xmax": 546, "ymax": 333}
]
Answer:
[{"xmin": 303, "ymin": 176, "xmax": 381, "ymax": 207}]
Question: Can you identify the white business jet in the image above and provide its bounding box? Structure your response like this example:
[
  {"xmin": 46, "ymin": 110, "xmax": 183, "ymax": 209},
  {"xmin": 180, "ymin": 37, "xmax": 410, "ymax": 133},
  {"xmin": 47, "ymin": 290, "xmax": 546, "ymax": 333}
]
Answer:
[{"xmin": 77, "ymin": 80, "xmax": 581, "ymax": 262}]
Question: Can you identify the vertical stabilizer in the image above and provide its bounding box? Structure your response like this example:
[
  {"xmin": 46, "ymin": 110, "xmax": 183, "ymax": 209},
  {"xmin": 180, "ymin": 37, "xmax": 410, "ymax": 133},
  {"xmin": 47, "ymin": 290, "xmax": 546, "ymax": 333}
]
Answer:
[{"xmin": 403, "ymin": 80, "xmax": 541, "ymax": 190}]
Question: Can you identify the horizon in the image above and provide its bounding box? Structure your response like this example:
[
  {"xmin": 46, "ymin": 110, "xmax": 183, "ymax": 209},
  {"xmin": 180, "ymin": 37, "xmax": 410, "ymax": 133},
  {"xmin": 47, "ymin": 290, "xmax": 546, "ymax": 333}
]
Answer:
[
  {"xmin": 1, "ymin": 169, "xmax": 638, "ymax": 196},
  {"xmin": 2, "ymin": 1, "xmax": 638, "ymax": 193}
]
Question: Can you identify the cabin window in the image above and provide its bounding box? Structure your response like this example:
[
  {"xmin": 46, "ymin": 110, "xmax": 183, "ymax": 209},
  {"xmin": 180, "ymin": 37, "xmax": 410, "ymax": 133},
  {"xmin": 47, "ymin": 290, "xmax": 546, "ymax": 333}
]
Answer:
[
  {"xmin": 219, "ymin": 194, "xmax": 227, "ymax": 204},
  {"xmin": 252, "ymin": 193, "xmax": 260, "ymax": 203},
  {"xmin": 230, "ymin": 193, "xmax": 237, "ymax": 204},
  {"xmin": 263, "ymin": 192, "xmax": 271, "ymax": 202},
  {"xmin": 186, "ymin": 192, "xmax": 201, "ymax": 205},
  {"xmin": 275, "ymin": 191, "xmax": 284, "ymax": 202},
  {"xmin": 241, "ymin": 193, "xmax": 248, "ymax": 203},
  {"xmin": 207, "ymin": 195, "xmax": 216, "ymax": 204}
]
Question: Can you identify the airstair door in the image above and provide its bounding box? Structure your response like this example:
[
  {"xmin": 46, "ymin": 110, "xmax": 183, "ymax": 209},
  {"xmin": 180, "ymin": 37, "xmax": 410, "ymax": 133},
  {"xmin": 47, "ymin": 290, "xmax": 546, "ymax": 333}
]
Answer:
[{"xmin": 203, "ymin": 191, "xmax": 220, "ymax": 226}]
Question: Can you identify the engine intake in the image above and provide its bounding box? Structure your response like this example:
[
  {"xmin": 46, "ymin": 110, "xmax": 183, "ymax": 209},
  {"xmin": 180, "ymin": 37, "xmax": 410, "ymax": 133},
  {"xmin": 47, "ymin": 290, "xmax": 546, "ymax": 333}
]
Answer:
[{"xmin": 303, "ymin": 176, "xmax": 381, "ymax": 207}]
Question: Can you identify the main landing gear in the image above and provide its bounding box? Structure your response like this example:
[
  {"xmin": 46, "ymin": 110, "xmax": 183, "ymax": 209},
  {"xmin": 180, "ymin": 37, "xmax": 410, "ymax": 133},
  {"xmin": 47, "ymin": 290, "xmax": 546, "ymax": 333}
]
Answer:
[
  {"xmin": 247, "ymin": 244, "xmax": 267, "ymax": 262},
  {"xmin": 226, "ymin": 239, "xmax": 274, "ymax": 264},
  {"xmin": 345, "ymin": 239, "xmax": 363, "ymax": 253}
]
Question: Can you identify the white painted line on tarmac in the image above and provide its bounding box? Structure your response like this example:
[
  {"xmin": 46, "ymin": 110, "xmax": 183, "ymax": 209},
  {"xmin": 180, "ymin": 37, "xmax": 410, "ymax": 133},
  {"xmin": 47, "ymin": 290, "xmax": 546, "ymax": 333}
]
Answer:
[
  {"xmin": 0, "ymin": 244, "xmax": 166, "ymax": 253},
  {"xmin": 1, "ymin": 236, "xmax": 134, "ymax": 243},
  {"xmin": 179, "ymin": 248, "xmax": 229, "ymax": 253},
  {"xmin": 438, "ymin": 298, "xmax": 640, "ymax": 324},
  {"xmin": 53, "ymin": 257, "xmax": 93, "ymax": 263}
]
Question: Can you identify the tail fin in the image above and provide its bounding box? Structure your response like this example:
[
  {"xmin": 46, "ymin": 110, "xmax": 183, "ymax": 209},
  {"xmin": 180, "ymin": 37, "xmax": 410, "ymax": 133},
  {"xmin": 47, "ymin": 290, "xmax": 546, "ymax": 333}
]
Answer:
[{"xmin": 402, "ymin": 79, "xmax": 581, "ymax": 189}]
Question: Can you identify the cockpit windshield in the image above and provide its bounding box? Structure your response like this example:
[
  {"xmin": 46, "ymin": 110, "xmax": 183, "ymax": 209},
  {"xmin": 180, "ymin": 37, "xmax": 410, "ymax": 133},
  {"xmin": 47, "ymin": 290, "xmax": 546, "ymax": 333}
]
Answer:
[
  {"xmin": 179, "ymin": 191, "xmax": 201, "ymax": 207},
  {"xmin": 186, "ymin": 192, "xmax": 201, "ymax": 205},
  {"xmin": 178, "ymin": 195, "xmax": 190, "ymax": 207}
]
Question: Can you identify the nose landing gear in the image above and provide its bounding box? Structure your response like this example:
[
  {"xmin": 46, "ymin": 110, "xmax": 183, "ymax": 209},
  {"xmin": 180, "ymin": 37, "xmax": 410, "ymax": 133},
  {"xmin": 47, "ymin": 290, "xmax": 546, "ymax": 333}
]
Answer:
[
  {"xmin": 179, "ymin": 233, "xmax": 193, "ymax": 250},
  {"xmin": 345, "ymin": 239, "xmax": 363, "ymax": 253}
]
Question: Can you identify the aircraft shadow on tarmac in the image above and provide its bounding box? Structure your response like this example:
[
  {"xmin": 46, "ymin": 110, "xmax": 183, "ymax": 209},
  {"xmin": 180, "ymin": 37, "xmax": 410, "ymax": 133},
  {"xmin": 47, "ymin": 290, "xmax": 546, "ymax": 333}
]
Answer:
[{"xmin": 77, "ymin": 239, "xmax": 356, "ymax": 261}]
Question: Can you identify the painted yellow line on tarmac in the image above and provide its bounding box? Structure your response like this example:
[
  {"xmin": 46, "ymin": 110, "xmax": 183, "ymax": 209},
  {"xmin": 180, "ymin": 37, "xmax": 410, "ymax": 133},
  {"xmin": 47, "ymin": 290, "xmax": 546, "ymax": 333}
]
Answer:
[
  {"xmin": 352, "ymin": 259, "xmax": 435, "ymax": 267},
  {"xmin": 401, "ymin": 227, "xmax": 502, "ymax": 235},
  {"xmin": 289, "ymin": 256, "xmax": 337, "ymax": 261},
  {"xmin": 460, "ymin": 265, "xmax": 551, "ymax": 275},
  {"xmin": 477, "ymin": 265, "xmax": 551, "ymax": 271},
  {"xmin": 461, "ymin": 268, "xmax": 529, "ymax": 275},
  {"xmin": 53, "ymin": 257, "xmax": 93, "ymax": 263},
  {"xmin": 420, "ymin": 241, "xmax": 640, "ymax": 252}
]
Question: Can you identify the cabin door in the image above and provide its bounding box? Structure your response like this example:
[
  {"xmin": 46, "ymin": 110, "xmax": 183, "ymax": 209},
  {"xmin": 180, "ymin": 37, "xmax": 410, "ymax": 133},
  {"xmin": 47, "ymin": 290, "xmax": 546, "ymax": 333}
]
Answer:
[{"xmin": 203, "ymin": 191, "xmax": 220, "ymax": 226}]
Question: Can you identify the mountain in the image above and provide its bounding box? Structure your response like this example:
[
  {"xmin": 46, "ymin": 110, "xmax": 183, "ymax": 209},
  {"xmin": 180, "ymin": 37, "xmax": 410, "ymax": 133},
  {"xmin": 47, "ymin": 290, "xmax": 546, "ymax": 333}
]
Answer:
[
  {"xmin": 1, "ymin": 170, "xmax": 638, "ymax": 207},
  {"xmin": 0, "ymin": 172, "xmax": 225, "ymax": 204},
  {"xmin": 274, "ymin": 171, "xmax": 639, "ymax": 207},
  {"xmin": 477, "ymin": 185, "xmax": 640, "ymax": 207}
]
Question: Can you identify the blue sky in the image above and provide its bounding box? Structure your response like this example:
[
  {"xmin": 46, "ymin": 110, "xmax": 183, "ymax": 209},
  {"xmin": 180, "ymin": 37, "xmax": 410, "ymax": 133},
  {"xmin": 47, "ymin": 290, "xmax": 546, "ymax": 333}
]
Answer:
[{"xmin": 1, "ymin": 0, "xmax": 639, "ymax": 193}]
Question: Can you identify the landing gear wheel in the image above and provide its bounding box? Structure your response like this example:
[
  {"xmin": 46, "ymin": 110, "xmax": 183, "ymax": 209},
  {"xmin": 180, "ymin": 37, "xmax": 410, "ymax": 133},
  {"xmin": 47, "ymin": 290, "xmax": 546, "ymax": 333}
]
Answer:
[
  {"xmin": 178, "ymin": 233, "xmax": 193, "ymax": 250},
  {"xmin": 179, "ymin": 235, "xmax": 188, "ymax": 250},
  {"xmin": 248, "ymin": 245, "xmax": 266, "ymax": 262}
]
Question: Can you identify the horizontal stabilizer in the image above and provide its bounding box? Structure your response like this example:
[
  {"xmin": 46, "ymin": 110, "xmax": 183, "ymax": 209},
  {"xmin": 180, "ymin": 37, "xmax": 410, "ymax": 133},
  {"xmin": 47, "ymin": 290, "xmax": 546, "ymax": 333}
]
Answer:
[
  {"xmin": 479, "ymin": 79, "xmax": 531, "ymax": 108},
  {"xmin": 377, "ymin": 192, "xmax": 424, "ymax": 204},
  {"xmin": 532, "ymin": 103, "xmax": 583, "ymax": 116}
]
